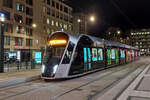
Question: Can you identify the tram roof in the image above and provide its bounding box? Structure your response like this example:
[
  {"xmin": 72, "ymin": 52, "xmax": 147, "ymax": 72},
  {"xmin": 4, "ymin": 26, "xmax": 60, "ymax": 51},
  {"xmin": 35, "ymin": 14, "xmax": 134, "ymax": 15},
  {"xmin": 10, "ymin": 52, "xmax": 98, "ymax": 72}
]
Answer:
[{"xmin": 51, "ymin": 32, "xmax": 138, "ymax": 50}]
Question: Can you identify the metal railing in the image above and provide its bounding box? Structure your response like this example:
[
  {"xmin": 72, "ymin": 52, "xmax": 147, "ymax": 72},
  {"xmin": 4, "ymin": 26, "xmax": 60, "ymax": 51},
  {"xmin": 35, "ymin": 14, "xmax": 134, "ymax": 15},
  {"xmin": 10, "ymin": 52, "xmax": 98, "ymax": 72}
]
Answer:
[{"xmin": 4, "ymin": 60, "xmax": 41, "ymax": 72}]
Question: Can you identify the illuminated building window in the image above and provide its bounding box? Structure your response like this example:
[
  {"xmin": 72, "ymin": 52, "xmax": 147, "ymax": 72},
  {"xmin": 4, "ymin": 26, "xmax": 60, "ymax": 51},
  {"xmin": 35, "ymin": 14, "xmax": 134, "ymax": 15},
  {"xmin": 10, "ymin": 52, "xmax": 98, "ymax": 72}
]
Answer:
[
  {"xmin": 26, "ymin": 28, "xmax": 32, "ymax": 36},
  {"xmin": 47, "ymin": 28, "xmax": 51, "ymax": 34},
  {"xmin": 16, "ymin": 3, "xmax": 25, "ymax": 12},
  {"xmin": 15, "ymin": 37, "xmax": 23, "ymax": 46},
  {"xmin": 4, "ymin": 36, "xmax": 10, "ymax": 45},
  {"xmin": 4, "ymin": 23, "xmax": 13, "ymax": 33},
  {"xmin": 64, "ymin": 24, "xmax": 67, "ymax": 30},
  {"xmin": 26, "ymin": 39, "xmax": 32, "ymax": 46},
  {"xmin": 47, "ymin": 18, "xmax": 50, "ymax": 24},
  {"xmin": 69, "ymin": 25, "xmax": 72, "ymax": 31},
  {"xmin": 51, "ymin": 20, "xmax": 55, "ymax": 26},
  {"xmin": 43, "ymin": 7, "xmax": 46, "ymax": 13},
  {"xmin": 36, "ymin": 40, "xmax": 39, "ymax": 45},
  {"xmin": 56, "ymin": 21, "xmax": 59, "ymax": 27},
  {"xmin": 16, "ymin": 25, "xmax": 22, "ymax": 33},
  {"xmin": 60, "ymin": 23, "xmax": 63, "ymax": 28}
]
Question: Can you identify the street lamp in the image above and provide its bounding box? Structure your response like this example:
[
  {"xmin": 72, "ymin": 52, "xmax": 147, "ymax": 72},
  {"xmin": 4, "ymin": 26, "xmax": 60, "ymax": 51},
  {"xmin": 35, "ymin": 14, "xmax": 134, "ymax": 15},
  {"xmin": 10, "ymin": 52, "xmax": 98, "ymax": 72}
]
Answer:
[
  {"xmin": 0, "ymin": 12, "xmax": 5, "ymax": 72},
  {"xmin": 90, "ymin": 16, "xmax": 95, "ymax": 22},
  {"xmin": 77, "ymin": 19, "xmax": 81, "ymax": 23},
  {"xmin": 117, "ymin": 30, "xmax": 121, "ymax": 35},
  {"xmin": 32, "ymin": 24, "xmax": 37, "ymax": 28}
]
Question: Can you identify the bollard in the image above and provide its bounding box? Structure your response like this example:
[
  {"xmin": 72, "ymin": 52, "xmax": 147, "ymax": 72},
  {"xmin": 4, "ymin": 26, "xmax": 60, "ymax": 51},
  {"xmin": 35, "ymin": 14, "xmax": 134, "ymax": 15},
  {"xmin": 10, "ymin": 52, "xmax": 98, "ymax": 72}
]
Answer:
[
  {"xmin": 7, "ymin": 62, "xmax": 9, "ymax": 72},
  {"xmin": 17, "ymin": 60, "xmax": 20, "ymax": 70},
  {"xmin": 31, "ymin": 59, "xmax": 35, "ymax": 69},
  {"xmin": 25, "ymin": 60, "xmax": 28, "ymax": 69},
  {"xmin": 20, "ymin": 61, "xmax": 22, "ymax": 69}
]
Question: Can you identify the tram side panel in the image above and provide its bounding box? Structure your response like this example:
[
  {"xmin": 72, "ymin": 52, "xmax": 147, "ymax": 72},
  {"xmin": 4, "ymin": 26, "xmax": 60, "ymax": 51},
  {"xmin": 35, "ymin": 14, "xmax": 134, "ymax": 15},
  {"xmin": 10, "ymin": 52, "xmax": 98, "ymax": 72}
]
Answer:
[
  {"xmin": 120, "ymin": 49, "xmax": 126, "ymax": 64},
  {"xmin": 106, "ymin": 48, "xmax": 120, "ymax": 67},
  {"xmin": 69, "ymin": 46, "xmax": 105, "ymax": 76},
  {"xmin": 90, "ymin": 48, "xmax": 105, "ymax": 70}
]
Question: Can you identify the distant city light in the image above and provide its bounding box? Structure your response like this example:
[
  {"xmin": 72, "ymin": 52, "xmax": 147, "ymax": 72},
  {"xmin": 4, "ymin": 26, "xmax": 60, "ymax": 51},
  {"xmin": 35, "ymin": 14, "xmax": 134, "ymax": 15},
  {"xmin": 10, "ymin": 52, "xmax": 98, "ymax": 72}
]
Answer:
[
  {"xmin": 0, "ymin": 13, "xmax": 5, "ymax": 18},
  {"xmin": 61, "ymin": 28, "xmax": 64, "ymax": 32},
  {"xmin": 0, "ymin": 12, "xmax": 5, "ymax": 22}
]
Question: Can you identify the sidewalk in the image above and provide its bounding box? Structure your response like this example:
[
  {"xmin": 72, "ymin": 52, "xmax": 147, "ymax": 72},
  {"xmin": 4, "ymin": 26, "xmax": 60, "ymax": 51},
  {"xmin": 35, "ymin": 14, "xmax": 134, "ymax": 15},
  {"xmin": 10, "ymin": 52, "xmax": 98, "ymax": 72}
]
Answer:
[
  {"xmin": 97, "ymin": 64, "xmax": 150, "ymax": 100},
  {"xmin": 0, "ymin": 69, "xmax": 41, "ymax": 88}
]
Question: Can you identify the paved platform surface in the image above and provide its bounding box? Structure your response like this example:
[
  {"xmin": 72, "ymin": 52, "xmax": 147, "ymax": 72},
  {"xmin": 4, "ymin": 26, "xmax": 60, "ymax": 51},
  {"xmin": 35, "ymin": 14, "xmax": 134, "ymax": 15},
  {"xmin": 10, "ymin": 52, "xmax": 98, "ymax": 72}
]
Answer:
[
  {"xmin": 97, "ymin": 62, "xmax": 150, "ymax": 100},
  {"xmin": 0, "ymin": 57, "xmax": 149, "ymax": 100},
  {"xmin": 0, "ymin": 69, "xmax": 41, "ymax": 88}
]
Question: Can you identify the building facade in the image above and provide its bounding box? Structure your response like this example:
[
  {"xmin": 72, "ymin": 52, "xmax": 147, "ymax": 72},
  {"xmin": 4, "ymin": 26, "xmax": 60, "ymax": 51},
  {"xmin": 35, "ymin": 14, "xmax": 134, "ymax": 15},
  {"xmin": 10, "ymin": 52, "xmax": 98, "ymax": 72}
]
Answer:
[
  {"xmin": 130, "ymin": 29, "xmax": 150, "ymax": 55},
  {"xmin": 106, "ymin": 27, "xmax": 131, "ymax": 45},
  {"xmin": 0, "ymin": 0, "xmax": 73, "ymax": 62},
  {"xmin": 73, "ymin": 13, "xmax": 87, "ymax": 34}
]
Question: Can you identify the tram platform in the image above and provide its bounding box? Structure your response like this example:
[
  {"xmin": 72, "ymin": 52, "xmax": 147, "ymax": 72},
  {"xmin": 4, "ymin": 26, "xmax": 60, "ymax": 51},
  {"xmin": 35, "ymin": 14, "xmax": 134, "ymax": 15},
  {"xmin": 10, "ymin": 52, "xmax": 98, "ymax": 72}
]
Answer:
[
  {"xmin": 97, "ymin": 63, "xmax": 150, "ymax": 100},
  {"xmin": 0, "ymin": 69, "xmax": 40, "ymax": 88}
]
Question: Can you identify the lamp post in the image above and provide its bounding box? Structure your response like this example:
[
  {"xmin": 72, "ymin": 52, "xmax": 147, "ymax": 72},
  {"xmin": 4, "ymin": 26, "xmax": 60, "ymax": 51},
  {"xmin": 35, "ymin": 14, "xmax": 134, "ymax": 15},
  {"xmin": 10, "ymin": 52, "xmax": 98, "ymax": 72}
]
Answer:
[
  {"xmin": 0, "ymin": 12, "xmax": 5, "ymax": 73},
  {"xmin": 77, "ymin": 15, "xmax": 96, "ymax": 34},
  {"xmin": 29, "ymin": 24, "xmax": 36, "ymax": 69}
]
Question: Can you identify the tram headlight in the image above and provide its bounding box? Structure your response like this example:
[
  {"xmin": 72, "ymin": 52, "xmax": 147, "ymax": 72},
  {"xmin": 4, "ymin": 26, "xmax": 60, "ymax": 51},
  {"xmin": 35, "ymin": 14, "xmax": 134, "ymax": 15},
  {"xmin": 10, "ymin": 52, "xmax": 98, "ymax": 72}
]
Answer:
[
  {"xmin": 41, "ymin": 65, "xmax": 45, "ymax": 73},
  {"xmin": 53, "ymin": 65, "xmax": 58, "ymax": 73}
]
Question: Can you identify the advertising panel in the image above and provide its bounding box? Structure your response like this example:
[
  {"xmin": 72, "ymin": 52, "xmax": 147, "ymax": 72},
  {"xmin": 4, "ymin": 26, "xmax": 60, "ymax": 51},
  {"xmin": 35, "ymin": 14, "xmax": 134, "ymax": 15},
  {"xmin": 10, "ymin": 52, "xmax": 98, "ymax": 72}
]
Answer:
[{"xmin": 34, "ymin": 52, "xmax": 42, "ymax": 64}]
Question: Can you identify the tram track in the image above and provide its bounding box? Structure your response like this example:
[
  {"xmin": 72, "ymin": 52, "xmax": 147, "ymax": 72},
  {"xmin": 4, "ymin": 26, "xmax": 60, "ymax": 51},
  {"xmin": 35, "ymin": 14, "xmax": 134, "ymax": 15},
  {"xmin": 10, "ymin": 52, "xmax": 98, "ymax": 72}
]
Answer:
[
  {"xmin": 0, "ymin": 61, "xmax": 147, "ymax": 100},
  {"xmin": 50, "ymin": 63, "xmax": 148, "ymax": 100}
]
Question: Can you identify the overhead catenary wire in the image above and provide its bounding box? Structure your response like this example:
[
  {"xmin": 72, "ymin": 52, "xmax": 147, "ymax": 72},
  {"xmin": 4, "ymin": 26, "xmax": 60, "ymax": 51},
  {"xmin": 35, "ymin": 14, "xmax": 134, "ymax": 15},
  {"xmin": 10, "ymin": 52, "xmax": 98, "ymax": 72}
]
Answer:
[{"xmin": 110, "ymin": 0, "xmax": 137, "ymax": 28}]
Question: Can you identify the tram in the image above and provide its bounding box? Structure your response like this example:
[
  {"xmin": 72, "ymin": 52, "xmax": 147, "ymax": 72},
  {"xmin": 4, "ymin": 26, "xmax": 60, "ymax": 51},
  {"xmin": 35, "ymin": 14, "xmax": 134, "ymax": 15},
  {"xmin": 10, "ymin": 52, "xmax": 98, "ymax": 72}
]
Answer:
[{"xmin": 41, "ymin": 32, "xmax": 139, "ymax": 79}]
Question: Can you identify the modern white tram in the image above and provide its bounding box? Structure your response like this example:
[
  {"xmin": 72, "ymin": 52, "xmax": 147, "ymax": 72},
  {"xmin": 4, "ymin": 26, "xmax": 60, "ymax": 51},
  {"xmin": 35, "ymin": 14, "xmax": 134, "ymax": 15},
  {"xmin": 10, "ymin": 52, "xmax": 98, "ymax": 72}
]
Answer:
[{"xmin": 41, "ymin": 32, "xmax": 139, "ymax": 79}]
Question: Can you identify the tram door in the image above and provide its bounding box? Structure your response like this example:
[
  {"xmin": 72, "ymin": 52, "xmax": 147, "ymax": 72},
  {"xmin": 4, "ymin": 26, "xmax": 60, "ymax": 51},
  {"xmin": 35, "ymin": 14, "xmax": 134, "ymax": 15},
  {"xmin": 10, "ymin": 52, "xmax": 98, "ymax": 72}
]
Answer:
[{"xmin": 84, "ymin": 48, "xmax": 92, "ymax": 72}]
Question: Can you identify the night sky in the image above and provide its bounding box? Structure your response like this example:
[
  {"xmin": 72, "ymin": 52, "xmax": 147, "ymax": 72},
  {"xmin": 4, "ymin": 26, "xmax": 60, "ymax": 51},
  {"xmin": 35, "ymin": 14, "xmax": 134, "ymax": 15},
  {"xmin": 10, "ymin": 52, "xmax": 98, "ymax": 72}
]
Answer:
[{"xmin": 66, "ymin": 0, "xmax": 150, "ymax": 37}]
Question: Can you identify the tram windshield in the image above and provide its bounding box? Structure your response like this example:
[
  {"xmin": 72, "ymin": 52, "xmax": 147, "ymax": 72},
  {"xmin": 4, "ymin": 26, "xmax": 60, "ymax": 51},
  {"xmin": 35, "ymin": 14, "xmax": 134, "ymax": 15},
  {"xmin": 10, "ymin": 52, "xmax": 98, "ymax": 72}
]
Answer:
[{"xmin": 43, "ymin": 46, "xmax": 65, "ymax": 64}]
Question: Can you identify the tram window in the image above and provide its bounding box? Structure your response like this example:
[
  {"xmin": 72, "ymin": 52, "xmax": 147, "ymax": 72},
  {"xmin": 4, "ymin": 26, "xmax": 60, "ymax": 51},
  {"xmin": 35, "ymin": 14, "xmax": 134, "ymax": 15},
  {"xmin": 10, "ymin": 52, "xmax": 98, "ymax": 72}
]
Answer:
[
  {"xmin": 43, "ymin": 46, "xmax": 65, "ymax": 63},
  {"xmin": 120, "ymin": 50, "xmax": 125, "ymax": 58},
  {"xmin": 62, "ymin": 42, "xmax": 75, "ymax": 64},
  {"xmin": 111, "ymin": 49, "xmax": 115, "ymax": 60},
  {"xmin": 92, "ymin": 48, "xmax": 97, "ymax": 61},
  {"xmin": 98, "ymin": 48, "xmax": 103, "ymax": 61},
  {"xmin": 107, "ymin": 49, "xmax": 111, "ymax": 65},
  {"xmin": 115, "ymin": 49, "xmax": 119, "ymax": 63},
  {"xmin": 132, "ymin": 50, "xmax": 134, "ymax": 57}
]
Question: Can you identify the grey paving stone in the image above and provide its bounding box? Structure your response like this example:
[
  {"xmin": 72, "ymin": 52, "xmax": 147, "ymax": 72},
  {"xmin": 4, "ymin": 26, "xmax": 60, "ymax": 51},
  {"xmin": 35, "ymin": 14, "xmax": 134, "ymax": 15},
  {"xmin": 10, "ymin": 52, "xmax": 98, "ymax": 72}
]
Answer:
[
  {"xmin": 136, "ymin": 77, "xmax": 150, "ymax": 91},
  {"xmin": 129, "ymin": 96, "xmax": 150, "ymax": 100},
  {"xmin": 146, "ymin": 67, "xmax": 150, "ymax": 74}
]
